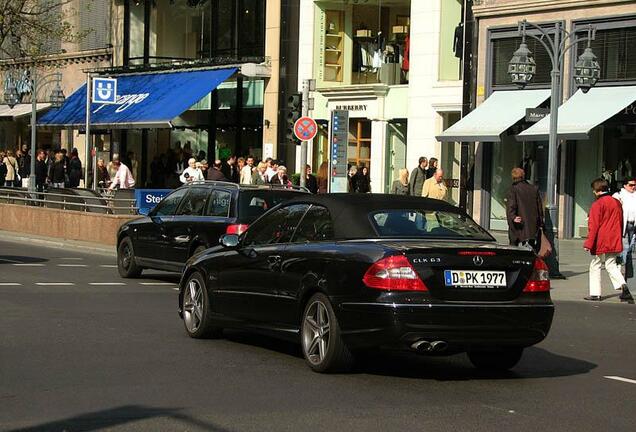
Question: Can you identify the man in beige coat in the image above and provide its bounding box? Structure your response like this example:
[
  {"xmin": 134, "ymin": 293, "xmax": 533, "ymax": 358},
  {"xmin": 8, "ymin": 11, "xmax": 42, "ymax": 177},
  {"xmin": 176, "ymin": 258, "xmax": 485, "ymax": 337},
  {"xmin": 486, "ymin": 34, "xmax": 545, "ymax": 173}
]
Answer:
[{"xmin": 421, "ymin": 169, "xmax": 447, "ymax": 201}]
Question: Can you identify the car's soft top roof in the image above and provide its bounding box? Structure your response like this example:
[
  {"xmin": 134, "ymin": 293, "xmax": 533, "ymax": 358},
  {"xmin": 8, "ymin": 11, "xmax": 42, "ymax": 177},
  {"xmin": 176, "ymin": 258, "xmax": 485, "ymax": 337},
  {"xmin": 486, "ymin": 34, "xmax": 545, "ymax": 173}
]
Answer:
[{"xmin": 281, "ymin": 193, "xmax": 463, "ymax": 240}]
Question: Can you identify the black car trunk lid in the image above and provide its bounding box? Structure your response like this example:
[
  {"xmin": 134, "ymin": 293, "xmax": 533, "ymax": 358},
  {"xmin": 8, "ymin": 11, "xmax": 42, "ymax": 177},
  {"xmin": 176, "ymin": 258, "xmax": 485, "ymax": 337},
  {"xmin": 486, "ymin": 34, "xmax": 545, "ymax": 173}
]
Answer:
[{"xmin": 380, "ymin": 240, "xmax": 536, "ymax": 301}]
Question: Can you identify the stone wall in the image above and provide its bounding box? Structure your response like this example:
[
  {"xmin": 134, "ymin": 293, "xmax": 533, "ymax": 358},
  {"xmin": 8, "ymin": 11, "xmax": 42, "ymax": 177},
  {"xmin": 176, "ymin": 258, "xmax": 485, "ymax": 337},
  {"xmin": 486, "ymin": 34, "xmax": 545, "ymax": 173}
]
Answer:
[{"xmin": 0, "ymin": 204, "xmax": 138, "ymax": 246}]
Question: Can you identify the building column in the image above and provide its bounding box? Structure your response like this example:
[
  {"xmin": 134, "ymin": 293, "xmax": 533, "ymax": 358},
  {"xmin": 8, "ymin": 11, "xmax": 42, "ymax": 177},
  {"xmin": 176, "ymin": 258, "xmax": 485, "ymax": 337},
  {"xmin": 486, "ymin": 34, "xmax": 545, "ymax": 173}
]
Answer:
[
  {"xmin": 263, "ymin": 0, "xmax": 281, "ymax": 158},
  {"xmin": 371, "ymin": 120, "xmax": 388, "ymax": 194}
]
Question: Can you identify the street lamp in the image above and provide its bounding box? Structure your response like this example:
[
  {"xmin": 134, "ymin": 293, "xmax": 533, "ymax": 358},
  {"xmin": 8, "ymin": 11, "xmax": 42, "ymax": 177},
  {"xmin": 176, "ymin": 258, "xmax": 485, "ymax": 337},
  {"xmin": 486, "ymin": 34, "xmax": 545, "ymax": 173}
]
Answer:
[
  {"xmin": 508, "ymin": 21, "xmax": 599, "ymax": 278},
  {"xmin": 2, "ymin": 68, "xmax": 65, "ymax": 192}
]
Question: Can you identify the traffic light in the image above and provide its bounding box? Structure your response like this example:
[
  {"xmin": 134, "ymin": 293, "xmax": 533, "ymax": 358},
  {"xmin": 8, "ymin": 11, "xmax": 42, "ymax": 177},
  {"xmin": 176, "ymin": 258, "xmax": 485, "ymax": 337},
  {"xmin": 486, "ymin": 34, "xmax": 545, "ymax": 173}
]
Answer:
[{"xmin": 286, "ymin": 93, "xmax": 302, "ymax": 143}]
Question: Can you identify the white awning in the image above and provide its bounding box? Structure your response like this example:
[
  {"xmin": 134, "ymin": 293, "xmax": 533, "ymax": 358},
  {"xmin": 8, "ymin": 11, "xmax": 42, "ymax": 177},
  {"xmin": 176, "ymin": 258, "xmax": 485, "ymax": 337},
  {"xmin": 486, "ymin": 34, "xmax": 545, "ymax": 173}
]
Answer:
[
  {"xmin": 518, "ymin": 86, "xmax": 636, "ymax": 141},
  {"xmin": 436, "ymin": 89, "xmax": 551, "ymax": 142},
  {"xmin": 0, "ymin": 103, "xmax": 51, "ymax": 119}
]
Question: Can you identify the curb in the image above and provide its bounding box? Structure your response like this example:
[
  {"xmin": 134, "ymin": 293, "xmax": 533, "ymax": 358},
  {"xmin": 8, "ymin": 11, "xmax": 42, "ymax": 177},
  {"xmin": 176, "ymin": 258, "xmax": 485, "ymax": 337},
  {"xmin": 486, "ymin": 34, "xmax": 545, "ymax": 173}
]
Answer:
[{"xmin": 0, "ymin": 230, "xmax": 116, "ymax": 257}]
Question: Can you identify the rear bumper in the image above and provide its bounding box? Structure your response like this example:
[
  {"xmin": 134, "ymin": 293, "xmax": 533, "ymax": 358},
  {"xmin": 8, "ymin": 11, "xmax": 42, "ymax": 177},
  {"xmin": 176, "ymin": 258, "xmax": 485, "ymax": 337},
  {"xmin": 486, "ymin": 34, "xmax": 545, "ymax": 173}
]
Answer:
[{"xmin": 336, "ymin": 302, "xmax": 554, "ymax": 352}]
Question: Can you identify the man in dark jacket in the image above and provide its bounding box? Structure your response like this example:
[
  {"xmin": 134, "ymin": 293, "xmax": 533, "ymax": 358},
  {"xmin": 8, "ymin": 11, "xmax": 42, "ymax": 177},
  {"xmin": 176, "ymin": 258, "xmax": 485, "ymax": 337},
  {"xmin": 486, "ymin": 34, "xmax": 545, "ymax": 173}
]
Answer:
[
  {"xmin": 506, "ymin": 167, "xmax": 544, "ymax": 251},
  {"xmin": 207, "ymin": 160, "xmax": 227, "ymax": 181},
  {"xmin": 34, "ymin": 149, "xmax": 48, "ymax": 191},
  {"xmin": 221, "ymin": 156, "xmax": 239, "ymax": 183},
  {"xmin": 583, "ymin": 178, "xmax": 633, "ymax": 302},
  {"xmin": 408, "ymin": 157, "xmax": 428, "ymax": 196}
]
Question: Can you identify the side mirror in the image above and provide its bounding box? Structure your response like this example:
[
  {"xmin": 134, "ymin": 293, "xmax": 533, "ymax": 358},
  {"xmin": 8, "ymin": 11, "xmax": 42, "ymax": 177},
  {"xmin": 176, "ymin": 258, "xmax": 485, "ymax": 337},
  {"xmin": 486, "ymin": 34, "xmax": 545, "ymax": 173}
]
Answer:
[{"xmin": 219, "ymin": 234, "xmax": 240, "ymax": 248}]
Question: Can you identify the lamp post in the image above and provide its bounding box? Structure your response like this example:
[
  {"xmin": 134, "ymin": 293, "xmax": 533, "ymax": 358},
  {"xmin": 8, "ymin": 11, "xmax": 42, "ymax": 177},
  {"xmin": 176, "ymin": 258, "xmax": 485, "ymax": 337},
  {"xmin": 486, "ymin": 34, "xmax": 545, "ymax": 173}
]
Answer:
[
  {"xmin": 4, "ymin": 67, "xmax": 65, "ymax": 192},
  {"xmin": 508, "ymin": 21, "xmax": 600, "ymax": 278}
]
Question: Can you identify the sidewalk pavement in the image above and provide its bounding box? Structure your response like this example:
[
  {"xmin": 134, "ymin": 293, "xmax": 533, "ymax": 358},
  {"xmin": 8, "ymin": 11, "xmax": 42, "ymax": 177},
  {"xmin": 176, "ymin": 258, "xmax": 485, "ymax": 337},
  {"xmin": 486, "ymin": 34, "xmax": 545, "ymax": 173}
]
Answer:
[
  {"xmin": 491, "ymin": 232, "xmax": 633, "ymax": 304},
  {"xmin": 0, "ymin": 229, "xmax": 632, "ymax": 304}
]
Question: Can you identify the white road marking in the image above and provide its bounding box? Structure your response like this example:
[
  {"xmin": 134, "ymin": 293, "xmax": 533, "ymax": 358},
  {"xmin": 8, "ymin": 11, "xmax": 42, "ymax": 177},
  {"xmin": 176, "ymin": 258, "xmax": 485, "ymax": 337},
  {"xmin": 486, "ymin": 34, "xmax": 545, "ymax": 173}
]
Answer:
[
  {"xmin": 88, "ymin": 282, "xmax": 126, "ymax": 286},
  {"xmin": 140, "ymin": 282, "xmax": 177, "ymax": 286},
  {"xmin": 0, "ymin": 283, "xmax": 21, "ymax": 286},
  {"xmin": 100, "ymin": 265, "xmax": 118, "ymax": 268},
  {"xmin": 604, "ymin": 376, "xmax": 636, "ymax": 385},
  {"xmin": 35, "ymin": 282, "xmax": 75, "ymax": 286},
  {"xmin": 172, "ymin": 288, "xmax": 180, "ymax": 291},
  {"xmin": 13, "ymin": 263, "xmax": 45, "ymax": 267},
  {"xmin": 0, "ymin": 258, "xmax": 23, "ymax": 264},
  {"xmin": 60, "ymin": 257, "xmax": 83, "ymax": 261},
  {"xmin": 57, "ymin": 264, "xmax": 88, "ymax": 267}
]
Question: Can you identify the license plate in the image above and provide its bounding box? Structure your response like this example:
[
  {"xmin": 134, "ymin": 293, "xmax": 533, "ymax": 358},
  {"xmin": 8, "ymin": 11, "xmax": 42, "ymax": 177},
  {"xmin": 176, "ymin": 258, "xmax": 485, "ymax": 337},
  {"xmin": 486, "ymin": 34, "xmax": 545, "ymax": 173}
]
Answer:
[{"xmin": 444, "ymin": 270, "xmax": 506, "ymax": 288}]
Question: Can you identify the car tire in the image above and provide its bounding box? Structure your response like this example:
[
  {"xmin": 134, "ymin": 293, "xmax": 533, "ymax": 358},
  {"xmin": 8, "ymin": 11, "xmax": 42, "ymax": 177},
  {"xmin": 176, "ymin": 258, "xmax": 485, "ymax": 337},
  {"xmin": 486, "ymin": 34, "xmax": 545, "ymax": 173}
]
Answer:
[
  {"xmin": 468, "ymin": 347, "xmax": 524, "ymax": 371},
  {"xmin": 182, "ymin": 271, "xmax": 222, "ymax": 339},
  {"xmin": 301, "ymin": 293, "xmax": 354, "ymax": 373},
  {"xmin": 117, "ymin": 237, "xmax": 142, "ymax": 278}
]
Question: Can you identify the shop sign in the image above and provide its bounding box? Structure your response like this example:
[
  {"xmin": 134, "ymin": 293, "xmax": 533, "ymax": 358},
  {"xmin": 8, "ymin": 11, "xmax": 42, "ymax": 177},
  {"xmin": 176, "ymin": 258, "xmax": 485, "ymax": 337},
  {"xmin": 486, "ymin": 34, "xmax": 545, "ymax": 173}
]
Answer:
[
  {"xmin": 327, "ymin": 99, "xmax": 377, "ymax": 118},
  {"xmin": 134, "ymin": 189, "xmax": 171, "ymax": 216},
  {"xmin": 330, "ymin": 109, "xmax": 349, "ymax": 192},
  {"xmin": 525, "ymin": 108, "xmax": 550, "ymax": 123},
  {"xmin": 334, "ymin": 104, "xmax": 368, "ymax": 112},
  {"xmin": 92, "ymin": 77, "xmax": 118, "ymax": 104}
]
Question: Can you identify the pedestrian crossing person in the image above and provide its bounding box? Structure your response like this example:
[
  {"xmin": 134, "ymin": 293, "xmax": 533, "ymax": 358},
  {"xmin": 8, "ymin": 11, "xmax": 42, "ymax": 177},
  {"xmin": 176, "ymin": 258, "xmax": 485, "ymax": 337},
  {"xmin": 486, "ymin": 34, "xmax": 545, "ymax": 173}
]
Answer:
[{"xmin": 584, "ymin": 178, "xmax": 633, "ymax": 302}]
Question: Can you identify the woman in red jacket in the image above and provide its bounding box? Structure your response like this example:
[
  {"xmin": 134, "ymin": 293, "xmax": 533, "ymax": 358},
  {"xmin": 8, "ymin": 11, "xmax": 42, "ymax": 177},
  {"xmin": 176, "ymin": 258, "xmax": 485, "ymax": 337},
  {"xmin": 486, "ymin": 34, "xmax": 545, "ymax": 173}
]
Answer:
[{"xmin": 583, "ymin": 178, "xmax": 633, "ymax": 302}]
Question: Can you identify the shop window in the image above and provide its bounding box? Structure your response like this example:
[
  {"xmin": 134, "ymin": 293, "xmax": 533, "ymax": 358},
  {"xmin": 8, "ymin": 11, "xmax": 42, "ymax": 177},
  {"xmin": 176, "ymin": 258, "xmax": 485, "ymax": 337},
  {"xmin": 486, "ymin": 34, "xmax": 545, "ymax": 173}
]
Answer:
[
  {"xmin": 438, "ymin": 0, "xmax": 462, "ymax": 81},
  {"xmin": 348, "ymin": 120, "xmax": 372, "ymax": 168},
  {"xmin": 576, "ymin": 26, "xmax": 636, "ymax": 82},
  {"xmin": 491, "ymin": 35, "xmax": 552, "ymax": 87},
  {"xmin": 323, "ymin": 10, "xmax": 344, "ymax": 82},
  {"xmin": 318, "ymin": 1, "xmax": 411, "ymax": 86},
  {"xmin": 155, "ymin": 0, "xmax": 205, "ymax": 61},
  {"xmin": 350, "ymin": 3, "xmax": 410, "ymax": 85},
  {"xmin": 440, "ymin": 113, "xmax": 461, "ymax": 206},
  {"xmin": 489, "ymin": 138, "xmax": 548, "ymax": 231}
]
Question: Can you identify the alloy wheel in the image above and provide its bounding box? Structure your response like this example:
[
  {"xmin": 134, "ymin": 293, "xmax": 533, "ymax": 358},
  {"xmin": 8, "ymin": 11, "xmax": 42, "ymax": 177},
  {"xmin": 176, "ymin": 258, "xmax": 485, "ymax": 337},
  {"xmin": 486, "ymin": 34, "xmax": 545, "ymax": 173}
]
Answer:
[
  {"xmin": 302, "ymin": 300, "xmax": 331, "ymax": 365},
  {"xmin": 120, "ymin": 243, "xmax": 132, "ymax": 270},
  {"xmin": 183, "ymin": 278, "xmax": 204, "ymax": 333}
]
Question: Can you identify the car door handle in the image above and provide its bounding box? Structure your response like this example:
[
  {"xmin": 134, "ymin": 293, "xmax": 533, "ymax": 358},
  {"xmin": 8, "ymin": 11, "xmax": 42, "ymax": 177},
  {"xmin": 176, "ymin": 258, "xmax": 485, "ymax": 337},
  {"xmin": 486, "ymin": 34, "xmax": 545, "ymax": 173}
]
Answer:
[
  {"xmin": 174, "ymin": 235, "xmax": 190, "ymax": 243},
  {"xmin": 267, "ymin": 255, "xmax": 282, "ymax": 271}
]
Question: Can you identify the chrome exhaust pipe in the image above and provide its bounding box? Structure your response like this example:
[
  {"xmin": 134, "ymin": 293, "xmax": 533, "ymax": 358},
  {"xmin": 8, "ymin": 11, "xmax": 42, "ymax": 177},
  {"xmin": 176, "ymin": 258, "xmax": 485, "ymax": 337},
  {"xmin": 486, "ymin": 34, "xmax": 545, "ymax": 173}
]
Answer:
[
  {"xmin": 411, "ymin": 340, "xmax": 432, "ymax": 352},
  {"xmin": 430, "ymin": 341, "xmax": 448, "ymax": 352}
]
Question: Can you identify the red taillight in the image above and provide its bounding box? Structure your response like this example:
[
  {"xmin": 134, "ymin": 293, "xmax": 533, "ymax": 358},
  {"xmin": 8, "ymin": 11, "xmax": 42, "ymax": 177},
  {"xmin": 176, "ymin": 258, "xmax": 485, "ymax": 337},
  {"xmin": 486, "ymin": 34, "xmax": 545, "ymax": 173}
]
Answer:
[
  {"xmin": 363, "ymin": 255, "xmax": 428, "ymax": 291},
  {"xmin": 226, "ymin": 224, "xmax": 249, "ymax": 235},
  {"xmin": 523, "ymin": 258, "xmax": 551, "ymax": 292}
]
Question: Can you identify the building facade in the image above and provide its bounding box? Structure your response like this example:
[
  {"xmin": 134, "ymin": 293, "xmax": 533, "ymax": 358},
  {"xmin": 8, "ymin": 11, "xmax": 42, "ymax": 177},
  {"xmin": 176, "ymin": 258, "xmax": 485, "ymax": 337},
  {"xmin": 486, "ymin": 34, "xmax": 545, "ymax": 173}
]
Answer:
[
  {"xmin": 0, "ymin": 0, "xmax": 113, "ymax": 166},
  {"xmin": 454, "ymin": 0, "xmax": 636, "ymax": 238},
  {"xmin": 298, "ymin": 0, "xmax": 465, "ymax": 199}
]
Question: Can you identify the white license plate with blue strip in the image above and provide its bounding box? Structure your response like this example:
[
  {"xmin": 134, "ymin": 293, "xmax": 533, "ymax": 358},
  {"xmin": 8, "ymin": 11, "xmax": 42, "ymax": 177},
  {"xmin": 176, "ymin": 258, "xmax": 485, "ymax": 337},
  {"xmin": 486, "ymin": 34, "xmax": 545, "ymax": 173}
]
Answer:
[{"xmin": 444, "ymin": 270, "xmax": 506, "ymax": 288}]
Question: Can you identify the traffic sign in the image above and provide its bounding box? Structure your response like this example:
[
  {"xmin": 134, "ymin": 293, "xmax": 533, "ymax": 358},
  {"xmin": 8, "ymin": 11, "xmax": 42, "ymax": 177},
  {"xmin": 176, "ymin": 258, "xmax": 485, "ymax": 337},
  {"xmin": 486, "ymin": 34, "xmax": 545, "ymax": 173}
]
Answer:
[
  {"xmin": 92, "ymin": 77, "xmax": 118, "ymax": 104},
  {"xmin": 294, "ymin": 116, "xmax": 318, "ymax": 141}
]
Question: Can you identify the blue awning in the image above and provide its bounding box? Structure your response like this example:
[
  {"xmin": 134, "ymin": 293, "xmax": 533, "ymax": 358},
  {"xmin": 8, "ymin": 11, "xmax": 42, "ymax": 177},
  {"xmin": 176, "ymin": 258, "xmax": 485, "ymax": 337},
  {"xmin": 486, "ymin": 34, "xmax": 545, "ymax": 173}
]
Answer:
[{"xmin": 39, "ymin": 68, "xmax": 237, "ymax": 128}]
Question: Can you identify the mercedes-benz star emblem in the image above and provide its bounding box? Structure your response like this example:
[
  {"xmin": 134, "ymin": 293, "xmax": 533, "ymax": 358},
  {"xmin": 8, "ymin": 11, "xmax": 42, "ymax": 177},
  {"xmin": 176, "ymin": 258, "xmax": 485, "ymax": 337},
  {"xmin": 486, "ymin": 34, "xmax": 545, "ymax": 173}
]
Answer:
[{"xmin": 473, "ymin": 256, "xmax": 484, "ymax": 266}]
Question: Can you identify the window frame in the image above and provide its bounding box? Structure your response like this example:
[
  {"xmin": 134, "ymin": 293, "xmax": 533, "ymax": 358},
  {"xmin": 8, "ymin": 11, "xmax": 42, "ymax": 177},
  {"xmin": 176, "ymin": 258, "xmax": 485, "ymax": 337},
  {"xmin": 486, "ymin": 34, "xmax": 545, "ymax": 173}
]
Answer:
[
  {"xmin": 486, "ymin": 22, "xmax": 564, "ymax": 95},
  {"xmin": 174, "ymin": 187, "xmax": 210, "ymax": 217},
  {"xmin": 149, "ymin": 188, "xmax": 189, "ymax": 217},
  {"xmin": 205, "ymin": 188, "xmax": 233, "ymax": 218},
  {"xmin": 290, "ymin": 204, "xmax": 335, "ymax": 244},
  {"xmin": 240, "ymin": 203, "xmax": 311, "ymax": 247},
  {"xmin": 571, "ymin": 15, "xmax": 636, "ymax": 90}
]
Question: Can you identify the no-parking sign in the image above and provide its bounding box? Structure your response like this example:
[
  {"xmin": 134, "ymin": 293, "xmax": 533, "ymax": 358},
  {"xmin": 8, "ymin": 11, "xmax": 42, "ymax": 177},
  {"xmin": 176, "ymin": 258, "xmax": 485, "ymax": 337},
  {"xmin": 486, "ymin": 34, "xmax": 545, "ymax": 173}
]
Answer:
[{"xmin": 293, "ymin": 116, "xmax": 318, "ymax": 141}]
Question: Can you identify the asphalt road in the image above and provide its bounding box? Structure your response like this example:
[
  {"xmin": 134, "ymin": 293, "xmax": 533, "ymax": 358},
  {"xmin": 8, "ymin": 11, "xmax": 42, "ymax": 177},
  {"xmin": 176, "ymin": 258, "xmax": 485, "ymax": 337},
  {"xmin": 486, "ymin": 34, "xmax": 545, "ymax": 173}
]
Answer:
[{"xmin": 1, "ymin": 239, "xmax": 635, "ymax": 432}]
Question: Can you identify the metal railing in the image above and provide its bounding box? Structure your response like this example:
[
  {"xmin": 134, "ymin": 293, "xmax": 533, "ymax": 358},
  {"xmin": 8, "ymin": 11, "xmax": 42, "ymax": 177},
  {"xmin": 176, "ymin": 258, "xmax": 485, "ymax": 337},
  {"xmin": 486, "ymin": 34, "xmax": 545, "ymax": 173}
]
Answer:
[
  {"xmin": 0, "ymin": 187, "xmax": 138, "ymax": 215},
  {"xmin": 184, "ymin": 180, "xmax": 311, "ymax": 193}
]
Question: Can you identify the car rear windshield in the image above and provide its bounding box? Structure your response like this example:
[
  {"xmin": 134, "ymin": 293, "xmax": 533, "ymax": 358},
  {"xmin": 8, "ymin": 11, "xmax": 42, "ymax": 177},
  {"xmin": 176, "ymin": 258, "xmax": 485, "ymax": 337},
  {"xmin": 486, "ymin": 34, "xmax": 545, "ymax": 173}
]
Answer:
[
  {"xmin": 370, "ymin": 209, "xmax": 494, "ymax": 241},
  {"xmin": 238, "ymin": 190, "xmax": 306, "ymax": 223}
]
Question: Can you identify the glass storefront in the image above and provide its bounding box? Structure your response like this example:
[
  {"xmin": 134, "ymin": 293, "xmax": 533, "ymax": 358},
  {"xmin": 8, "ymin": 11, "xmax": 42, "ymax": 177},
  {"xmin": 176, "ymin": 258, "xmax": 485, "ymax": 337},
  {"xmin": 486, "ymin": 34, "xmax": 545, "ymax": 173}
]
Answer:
[
  {"xmin": 385, "ymin": 120, "xmax": 407, "ymax": 192},
  {"xmin": 348, "ymin": 119, "xmax": 372, "ymax": 168},
  {"xmin": 489, "ymin": 136, "xmax": 549, "ymax": 231},
  {"xmin": 317, "ymin": 0, "xmax": 411, "ymax": 86},
  {"xmin": 440, "ymin": 112, "xmax": 462, "ymax": 206},
  {"xmin": 127, "ymin": 0, "xmax": 266, "ymax": 64}
]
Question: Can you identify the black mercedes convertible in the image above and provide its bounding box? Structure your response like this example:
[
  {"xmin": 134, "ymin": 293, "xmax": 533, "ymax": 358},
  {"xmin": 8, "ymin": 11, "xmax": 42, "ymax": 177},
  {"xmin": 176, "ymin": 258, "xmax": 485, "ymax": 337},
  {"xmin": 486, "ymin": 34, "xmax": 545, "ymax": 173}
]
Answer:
[{"xmin": 178, "ymin": 194, "xmax": 554, "ymax": 373}]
